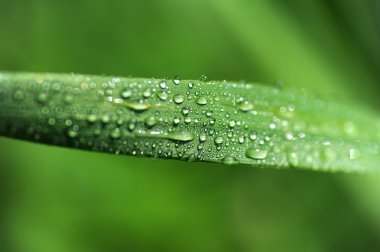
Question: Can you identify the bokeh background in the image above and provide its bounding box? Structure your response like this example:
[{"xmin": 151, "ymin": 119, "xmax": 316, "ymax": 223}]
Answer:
[{"xmin": 1, "ymin": 1, "xmax": 380, "ymax": 251}]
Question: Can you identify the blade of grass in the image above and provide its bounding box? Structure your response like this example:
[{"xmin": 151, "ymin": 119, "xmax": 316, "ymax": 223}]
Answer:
[{"xmin": 0, "ymin": 72, "xmax": 379, "ymax": 172}]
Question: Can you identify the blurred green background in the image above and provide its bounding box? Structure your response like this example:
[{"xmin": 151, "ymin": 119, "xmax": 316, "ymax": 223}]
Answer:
[{"xmin": 1, "ymin": 0, "xmax": 380, "ymax": 251}]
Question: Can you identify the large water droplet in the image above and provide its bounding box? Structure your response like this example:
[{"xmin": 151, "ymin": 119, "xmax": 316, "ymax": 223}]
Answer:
[
  {"xmin": 196, "ymin": 97, "xmax": 208, "ymax": 105},
  {"xmin": 121, "ymin": 89, "xmax": 133, "ymax": 98},
  {"xmin": 145, "ymin": 116, "xmax": 156, "ymax": 127},
  {"xmin": 173, "ymin": 94, "xmax": 184, "ymax": 104},
  {"xmin": 214, "ymin": 136, "xmax": 224, "ymax": 145},
  {"xmin": 167, "ymin": 131, "xmax": 194, "ymax": 142},
  {"xmin": 238, "ymin": 101, "xmax": 254, "ymax": 112},
  {"xmin": 173, "ymin": 76, "xmax": 181, "ymax": 85},
  {"xmin": 245, "ymin": 148, "xmax": 268, "ymax": 160}
]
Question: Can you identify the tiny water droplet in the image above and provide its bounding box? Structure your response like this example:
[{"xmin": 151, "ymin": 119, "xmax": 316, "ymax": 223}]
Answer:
[
  {"xmin": 214, "ymin": 136, "xmax": 224, "ymax": 145},
  {"xmin": 173, "ymin": 76, "xmax": 181, "ymax": 85},
  {"xmin": 87, "ymin": 114, "xmax": 98, "ymax": 123},
  {"xmin": 228, "ymin": 120, "xmax": 236, "ymax": 128},
  {"xmin": 188, "ymin": 83, "xmax": 194, "ymax": 89},
  {"xmin": 145, "ymin": 116, "xmax": 156, "ymax": 127},
  {"xmin": 249, "ymin": 132, "xmax": 257, "ymax": 141},
  {"xmin": 199, "ymin": 133, "xmax": 207, "ymax": 142},
  {"xmin": 111, "ymin": 128, "xmax": 121, "ymax": 139},
  {"xmin": 199, "ymin": 75, "xmax": 209, "ymax": 82},
  {"xmin": 196, "ymin": 96, "xmax": 208, "ymax": 105},
  {"xmin": 159, "ymin": 81, "xmax": 167, "ymax": 89},
  {"xmin": 238, "ymin": 136, "xmax": 245, "ymax": 144},
  {"xmin": 68, "ymin": 129, "xmax": 78, "ymax": 138},
  {"xmin": 37, "ymin": 93, "xmax": 48, "ymax": 103},
  {"xmin": 238, "ymin": 101, "xmax": 254, "ymax": 112},
  {"xmin": 287, "ymin": 152, "xmax": 299, "ymax": 167},
  {"xmin": 349, "ymin": 148, "xmax": 360, "ymax": 160},
  {"xmin": 245, "ymin": 148, "xmax": 268, "ymax": 160},
  {"xmin": 157, "ymin": 92, "xmax": 168, "ymax": 101},
  {"xmin": 173, "ymin": 117, "xmax": 181, "ymax": 125},
  {"xmin": 13, "ymin": 90, "xmax": 24, "ymax": 100},
  {"xmin": 182, "ymin": 106, "xmax": 190, "ymax": 116},
  {"xmin": 173, "ymin": 94, "xmax": 185, "ymax": 104},
  {"xmin": 121, "ymin": 89, "xmax": 133, "ymax": 98},
  {"xmin": 143, "ymin": 88, "xmax": 152, "ymax": 98}
]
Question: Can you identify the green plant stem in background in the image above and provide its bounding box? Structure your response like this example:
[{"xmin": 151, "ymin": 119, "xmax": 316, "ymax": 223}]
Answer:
[{"xmin": 0, "ymin": 72, "xmax": 379, "ymax": 173}]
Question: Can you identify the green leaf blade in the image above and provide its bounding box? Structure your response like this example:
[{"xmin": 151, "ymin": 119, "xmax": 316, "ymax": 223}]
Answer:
[{"xmin": 0, "ymin": 72, "xmax": 379, "ymax": 173}]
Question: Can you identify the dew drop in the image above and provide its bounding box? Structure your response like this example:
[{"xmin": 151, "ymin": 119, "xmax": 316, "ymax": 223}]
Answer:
[
  {"xmin": 13, "ymin": 90, "xmax": 24, "ymax": 100},
  {"xmin": 349, "ymin": 148, "xmax": 360, "ymax": 160},
  {"xmin": 159, "ymin": 81, "xmax": 167, "ymax": 89},
  {"xmin": 157, "ymin": 92, "xmax": 168, "ymax": 101},
  {"xmin": 199, "ymin": 75, "xmax": 209, "ymax": 82},
  {"xmin": 167, "ymin": 131, "xmax": 194, "ymax": 142},
  {"xmin": 199, "ymin": 133, "xmax": 207, "ymax": 142},
  {"xmin": 287, "ymin": 152, "xmax": 299, "ymax": 167},
  {"xmin": 182, "ymin": 106, "xmax": 190, "ymax": 116},
  {"xmin": 173, "ymin": 94, "xmax": 185, "ymax": 104},
  {"xmin": 111, "ymin": 128, "xmax": 121, "ymax": 139},
  {"xmin": 145, "ymin": 116, "xmax": 156, "ymax": 127},
  {"xmin": 214, "ymin": 136, "xmax": 224, "ymax": 145},
  {"xmin": 173, "ymin": 117, "xmax": 181, "ymax": 125},
  {"xmin": 143, "ymin": 88, "xmax": 152, "ymax": 98},
  {"xmin": 87, "ymin": 114, "xmax": 98, "ymax": 123},
  {"xmin": 245, "ymin": 148, "xmax": 268, "ymax": 160},
  {"xmin": 68, "ymin": 129, "xmax": 78, "ymax": 138},
  {"xmin": 121, "ymin": 89, "xmax": 133, "ymax": 98},
  {"xmin": 37, "ymin": 93, "xmax": 48, "ymax": 103},
  {"xmin": 196, "ymin": 96, "xmax": 208, "ymax": 105},
  {"xmin": 173, "ymin": 76, "xmax": 181, "ymax": 85},
  {"xmin": 238, "ymin": 136, "xmax": 245, "ymax": 144},
  {"xmin": 249, "ymin": 132, "xmax": 257, "ymax": 141},
  {"xmin": 188, "ymin": 83, "xmax": 194, "ymax": 89},
  {"xmin": 238, "ymin": 101, "xmax": 254, "ymax": 112},
  {"xmin": 228, "ymin": 120, "xmax": 236, "ymax": 128}
]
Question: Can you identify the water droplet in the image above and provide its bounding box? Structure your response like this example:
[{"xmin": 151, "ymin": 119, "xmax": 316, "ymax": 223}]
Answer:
[
  {"xmin": 173, "ymin": 94, "xmax": 184, "ymax": 104},
  {"xmin": 145, "ymin": 116, "xmax": 156, "ymax": 127},
  {"xmin": 184, "ymin": 117, "xmax": 192, "ymax": 124},
  {"xmin": 173, "ymin": 76, "xmax": 181, "ymax": 85},
  {"xmin": 199, "ymin": 75, "xmax": 209, "ymax": 82},
  {"xmin": 143, "ymin": 88, "xmax": 152, "ymax": 98},
  {"xmin": 238, "ymin": 101, "xmax": 254, "ymax": 112},
  {"xmin": 68, "ymin": 129, "xmax": 78, "ymax": 138},
  {"xmin": 13, "ymin": 90, "xmax": 24, "ymax": 100},
  {"xmin": 223, "ymin": 156, "xmax": 237, "ymax": 165},
  {"xmin": 245, "ymin": 148, "xmax": 268, "ymax": 160},
  {"xmin": 269, "ymin": 123, "xmax": 276, "ymax": 129},
  {"xmin": 182, "ymin": 106, "xmax": 190, "ymax": 116},
  {"xmin": 48, "ymin": 118, "xmax": 56, "ymax": 126},
  {"xmin": 188, "ymin": 83, "xmax": 194, "ymax": 89},
  {"xmin": 228, "ymin": 120, "xmax": 236, "ymax": 128},
  {"xmin": 214, "ymin": 136, "xmax": 224, "ymax": 145},
  {"xmin": 123, "ymin": 102, "xmax": 150, "ymax": 111},
  {"xmin": 199, "ymin": 133, "xmax": 207, "ymax": 142},
  {"xmin": 121, "ymin": 89, "xmax": 133, "ymax": 98},
  {"xmin": 196, "ymin": 96, "xmax": 208, "ymax": 105},
  {"xmin": 157, "ymin": 92, "xmax": 168, "ymax": 101},
  {"xmin": 64, "ymin": 95, "xmax": 74, "ymax": 104},
  {"xmin": 173, "ymin": 117, "xmax": 181, "ymax": 125},
  {"xmin": 159, "ymin": 81, "xmax": 167, "ymax": 89},
  {"xmin": 111, "ymin": 128, "xmax": 121, "ymax": 139},
  {"xmin": 37, "ymin": 93, "xmax": 48, "ymax": 103},
  {"xmin": 287, "ymin": 152, "xmax": 299, "ymax": 167},
  {"xmin": 238, "ymin": 136, "xmax": 245, "ymax": 144},
  {"xmin": 206, "ymin": 110, "xmax": 213, "ymax": 117},
  {"xmin": 87, "ymin": 114, "xmax": 98, "ymax": 123},
  {"xmin": 167, "ymin": 131, "xmax": 194, "ymax": 142},
  {"xmin": 349, "ymin": 148, "xmax": 360, "ymax": 160}
]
